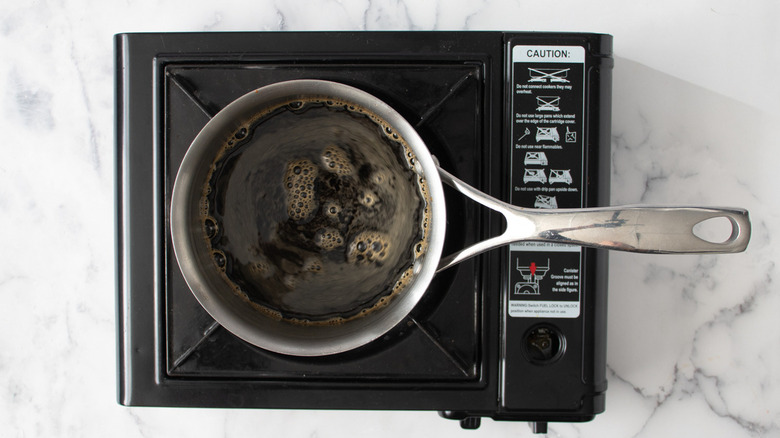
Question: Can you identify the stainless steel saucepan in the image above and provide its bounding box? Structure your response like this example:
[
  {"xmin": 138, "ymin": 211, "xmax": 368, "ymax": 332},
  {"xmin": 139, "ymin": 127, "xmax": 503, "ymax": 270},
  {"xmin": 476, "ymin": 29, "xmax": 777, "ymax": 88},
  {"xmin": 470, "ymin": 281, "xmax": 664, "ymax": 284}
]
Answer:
[{"xmin": 170, "ymin": 80, "xmax": 750, "ymax": 357}]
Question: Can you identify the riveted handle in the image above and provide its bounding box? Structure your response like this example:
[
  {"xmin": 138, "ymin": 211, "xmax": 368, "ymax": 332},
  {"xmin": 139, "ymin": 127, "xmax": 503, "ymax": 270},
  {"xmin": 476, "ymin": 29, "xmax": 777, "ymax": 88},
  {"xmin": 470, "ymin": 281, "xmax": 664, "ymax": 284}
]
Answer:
[{"xmin": 436, "ymin": 165, "xmax": 751, "ymax": 272}]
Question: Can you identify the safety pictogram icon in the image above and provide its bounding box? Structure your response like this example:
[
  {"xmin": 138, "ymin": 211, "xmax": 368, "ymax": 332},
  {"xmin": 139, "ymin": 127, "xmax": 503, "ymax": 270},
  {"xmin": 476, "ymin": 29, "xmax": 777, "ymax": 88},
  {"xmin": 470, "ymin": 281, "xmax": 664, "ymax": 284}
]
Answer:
[{"xmin": 528, "ymin": 68, "xmax": 570, "ymax": 83}]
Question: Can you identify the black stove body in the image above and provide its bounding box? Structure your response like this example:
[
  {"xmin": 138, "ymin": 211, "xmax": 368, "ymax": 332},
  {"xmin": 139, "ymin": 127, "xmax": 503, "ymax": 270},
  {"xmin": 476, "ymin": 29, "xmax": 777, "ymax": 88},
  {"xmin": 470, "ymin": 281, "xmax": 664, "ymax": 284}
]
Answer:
[{"xmin": 116, "ymin": 31, "xmax": 612, "ymax": 432}]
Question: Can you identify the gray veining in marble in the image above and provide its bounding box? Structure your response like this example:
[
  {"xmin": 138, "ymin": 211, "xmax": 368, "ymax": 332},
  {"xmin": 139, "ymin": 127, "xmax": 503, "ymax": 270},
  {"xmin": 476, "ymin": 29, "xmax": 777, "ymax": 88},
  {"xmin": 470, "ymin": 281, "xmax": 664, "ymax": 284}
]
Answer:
[{"xmin": 1, "ymin": 0, "xmax": 778, "ymax": 436}]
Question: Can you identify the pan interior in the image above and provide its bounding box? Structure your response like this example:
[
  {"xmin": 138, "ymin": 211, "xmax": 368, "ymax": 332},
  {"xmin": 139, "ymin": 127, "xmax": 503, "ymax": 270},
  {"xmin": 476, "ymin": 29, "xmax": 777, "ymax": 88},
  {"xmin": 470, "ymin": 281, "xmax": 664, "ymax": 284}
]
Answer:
[{"xmin": 200, "ymin": 97, "xmax": 431, "ymax": 326}]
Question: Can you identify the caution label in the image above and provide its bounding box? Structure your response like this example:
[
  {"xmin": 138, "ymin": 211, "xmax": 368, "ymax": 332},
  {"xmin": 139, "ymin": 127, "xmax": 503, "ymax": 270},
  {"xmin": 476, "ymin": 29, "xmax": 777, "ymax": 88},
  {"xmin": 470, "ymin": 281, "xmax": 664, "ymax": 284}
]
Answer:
[
  {"xmin": 510, "ymin": 45, "xmax": 585, "ymax": 210},
  {"xmin": 508, "ymin": 243, "xmax": 581, "ymax": 318},
  {"xmin": 512, "ymin": 45, "xmax": 586, "ymax": 63},
  {"xmin": 508, "ymin": 45, "xmax": 586, "ymax": 319}
]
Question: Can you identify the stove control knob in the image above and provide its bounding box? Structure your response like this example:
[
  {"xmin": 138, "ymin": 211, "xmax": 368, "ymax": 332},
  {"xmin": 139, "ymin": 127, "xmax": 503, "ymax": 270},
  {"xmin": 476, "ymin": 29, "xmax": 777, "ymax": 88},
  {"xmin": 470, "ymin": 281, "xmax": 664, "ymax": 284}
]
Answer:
[{"xmin": 522, "ymin": 324, "xmax": 566, "ymax": 364}]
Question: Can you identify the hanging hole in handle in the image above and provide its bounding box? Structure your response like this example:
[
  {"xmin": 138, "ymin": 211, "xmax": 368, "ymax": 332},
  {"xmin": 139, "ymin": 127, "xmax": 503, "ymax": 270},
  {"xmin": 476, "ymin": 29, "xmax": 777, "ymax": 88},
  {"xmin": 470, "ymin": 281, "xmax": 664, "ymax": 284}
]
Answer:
[{"xmin": 692, "ymin": 216, "xmax": 736, "ymax": 244}]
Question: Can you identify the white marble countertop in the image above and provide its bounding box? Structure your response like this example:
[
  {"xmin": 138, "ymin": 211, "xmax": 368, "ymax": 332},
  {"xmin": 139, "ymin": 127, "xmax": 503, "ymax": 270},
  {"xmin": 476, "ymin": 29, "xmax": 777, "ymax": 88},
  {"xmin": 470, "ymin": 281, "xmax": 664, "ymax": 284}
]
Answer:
[{"xmin": 1, "ymin": 0, "xmax": 778, "ymax": 436}]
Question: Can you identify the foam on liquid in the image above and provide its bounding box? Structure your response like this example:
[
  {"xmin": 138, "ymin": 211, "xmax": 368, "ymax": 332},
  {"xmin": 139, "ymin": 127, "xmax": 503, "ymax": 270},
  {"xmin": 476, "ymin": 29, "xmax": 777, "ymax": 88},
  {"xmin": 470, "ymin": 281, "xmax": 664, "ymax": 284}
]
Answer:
[{"xmin": 200, "ymin": 97, "xmax": 431, "ymax": 325}]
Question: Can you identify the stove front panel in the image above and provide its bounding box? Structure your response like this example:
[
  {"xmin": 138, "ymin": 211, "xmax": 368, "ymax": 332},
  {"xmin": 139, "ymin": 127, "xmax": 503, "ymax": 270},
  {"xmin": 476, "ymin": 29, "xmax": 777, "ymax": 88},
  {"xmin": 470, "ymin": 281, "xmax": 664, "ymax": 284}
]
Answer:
[
  {"xmin": 117, "ymin": 32, "xmax": 611, "ymax": 423},
  {"xmin": 499, "ymin": 34, "xmax": 612, "ymax": 416}
]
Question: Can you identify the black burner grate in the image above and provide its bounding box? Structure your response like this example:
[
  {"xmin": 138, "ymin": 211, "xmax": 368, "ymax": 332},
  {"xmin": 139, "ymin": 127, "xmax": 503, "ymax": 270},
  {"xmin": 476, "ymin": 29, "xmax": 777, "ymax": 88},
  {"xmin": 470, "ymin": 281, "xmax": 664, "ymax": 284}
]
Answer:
[{"xmin": 163, "ymin": 62, "xmax": 484, "ymax": 380}]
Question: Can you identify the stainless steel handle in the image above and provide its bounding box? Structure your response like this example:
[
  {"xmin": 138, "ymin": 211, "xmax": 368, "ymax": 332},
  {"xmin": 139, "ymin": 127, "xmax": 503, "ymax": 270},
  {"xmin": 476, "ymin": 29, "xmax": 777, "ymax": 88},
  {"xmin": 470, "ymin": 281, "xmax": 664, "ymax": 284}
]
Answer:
[{"xmin": 436, "ymin": 166, "xmax": 751, "ymax": 272}]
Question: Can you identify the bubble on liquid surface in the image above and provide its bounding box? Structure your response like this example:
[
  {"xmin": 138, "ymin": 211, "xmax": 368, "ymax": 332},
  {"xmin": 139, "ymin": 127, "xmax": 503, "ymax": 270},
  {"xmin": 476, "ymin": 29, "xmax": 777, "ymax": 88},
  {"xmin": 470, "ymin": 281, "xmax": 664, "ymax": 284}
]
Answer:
[
  {"xmin": 203, "ymin": 217, "xmax": 218, "ymax": 239},
  {"xmin": 323, "ymin": 200, "xmax": 341, "ymax": 221},
  {"xmin": 314, "ymin": 227, "xmax": 345, "ymax": 251},
  {"xmin": 320, "ymin": 145, "xmax": 354, "ymax": 176},
  {"xmin": 392, "ymin": 267, "xmax": 415, "ymax": 294},
  {"xmin": 284, "ymin": 159, "xmax": 319, "ymax": 222},
  {"xmin": 249, "ymin": 254, "xmax": 275, "ymax": 279},
  {"xmin": 347, "ymin": 231, "xmax": 390, "ymax": 264},
  {"xmin": 359, "ymin": 190, "xmax": 378, "ymax": 208},
  {"xmin": 212, "ymin": 250, "xmax": 226, "ymax": 270},
  {"xmin": 302, "ymin": 256, "xmax": 323, "ymax": 273},
  {"xmin": 371, "ymin": 168, "xmax": 391, "ymax": 186}
]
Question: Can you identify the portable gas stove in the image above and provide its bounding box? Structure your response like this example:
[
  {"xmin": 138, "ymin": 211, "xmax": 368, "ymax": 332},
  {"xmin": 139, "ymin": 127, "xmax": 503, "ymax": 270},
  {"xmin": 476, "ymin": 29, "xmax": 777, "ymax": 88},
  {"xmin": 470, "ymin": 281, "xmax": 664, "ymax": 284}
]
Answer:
[{"xmin": 115, "ymin": 31, "xmax": 613, "ymax": 433}]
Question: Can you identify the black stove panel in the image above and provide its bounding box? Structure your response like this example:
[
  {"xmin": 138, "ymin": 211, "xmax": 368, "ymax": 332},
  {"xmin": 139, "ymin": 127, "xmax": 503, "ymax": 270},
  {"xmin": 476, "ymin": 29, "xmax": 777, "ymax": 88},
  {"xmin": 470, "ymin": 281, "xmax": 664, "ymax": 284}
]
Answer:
[{"xmin": 116, "ymin": 31, "xmax": 612, "ymax": 430}]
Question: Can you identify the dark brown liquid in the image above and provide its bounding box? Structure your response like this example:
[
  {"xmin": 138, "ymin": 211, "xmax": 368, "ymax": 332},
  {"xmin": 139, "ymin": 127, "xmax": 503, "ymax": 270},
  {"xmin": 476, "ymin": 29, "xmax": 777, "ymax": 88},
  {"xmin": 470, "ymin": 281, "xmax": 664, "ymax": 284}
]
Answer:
[{"xmin": 201, "ymin": 98, "xmax": 429, "ymax": 324}]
